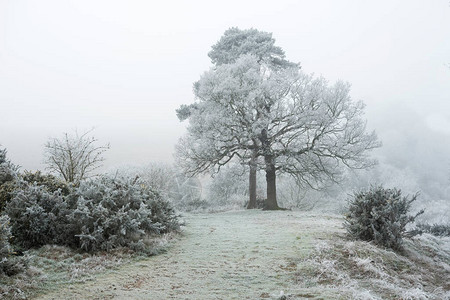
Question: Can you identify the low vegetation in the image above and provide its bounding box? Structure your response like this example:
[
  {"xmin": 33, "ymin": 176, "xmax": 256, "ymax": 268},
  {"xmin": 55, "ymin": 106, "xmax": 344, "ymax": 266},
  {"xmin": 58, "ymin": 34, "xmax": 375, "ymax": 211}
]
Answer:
[
  {"xmin": 21, "ymin": 171, "xmax": 71, "ymax": 196},
  {"xmin": 0, "ymin": 149, "xmax": 18, "ymax": 213},
  {"xmin": 3, "ymin": 211, "xmax": 447, "ymax": 300},
  {"xmin": 295, "ymin": 232, "xmax": 450, "ymax": 299},
  {"xmin": 0, "ymin": 147, "xmax": 181, "ymax": 299},
  {"xmin": 0, "ymin": 240, "xmax": 175, "ymax": 299},
  {"xmin": 344, "ymin": 186, "xmax": 424, "ymax": 250},
  {"xmin": 416, "ymin": 222, "xmax": 450, "ymax": 237},
  {"xmin": 0, "ymin": 215, "xmax": 27, "ymax": 277},
  {"xmin": 0, "ymin": 149, "xmax": 26, "ymax": 278},
  {"xmin": 5, "ymin": 174, "xmax": 180, "ymax": 253}
]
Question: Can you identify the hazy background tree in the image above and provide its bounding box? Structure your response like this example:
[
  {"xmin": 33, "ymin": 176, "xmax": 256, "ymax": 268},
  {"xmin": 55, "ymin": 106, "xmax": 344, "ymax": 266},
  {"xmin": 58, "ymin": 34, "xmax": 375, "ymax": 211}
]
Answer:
[
  {"xmin": 109, "ymin": 163, "xmax": 203, "ymax": 211},
  {"xmin": 205, "ymin": 162, "xmax": 266, "ymax": 208},
  {"xmin": 44, "ymin": 129, "xmax": 110, "ymax": 184}
]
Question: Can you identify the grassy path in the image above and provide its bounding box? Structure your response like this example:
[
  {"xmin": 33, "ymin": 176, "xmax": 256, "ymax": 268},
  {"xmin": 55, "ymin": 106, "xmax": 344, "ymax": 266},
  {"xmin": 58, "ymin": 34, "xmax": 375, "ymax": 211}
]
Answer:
[{"xmin": 36, "ymin": 210, "xmax": 342, "ymax": 300}]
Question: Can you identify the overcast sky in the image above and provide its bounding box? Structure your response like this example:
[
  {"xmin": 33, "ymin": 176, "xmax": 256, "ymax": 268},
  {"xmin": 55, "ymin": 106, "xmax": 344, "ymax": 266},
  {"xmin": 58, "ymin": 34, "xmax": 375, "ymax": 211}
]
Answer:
[{"xmin": 1, "ymin": 0, "xmax": 449, "ymax": 172}]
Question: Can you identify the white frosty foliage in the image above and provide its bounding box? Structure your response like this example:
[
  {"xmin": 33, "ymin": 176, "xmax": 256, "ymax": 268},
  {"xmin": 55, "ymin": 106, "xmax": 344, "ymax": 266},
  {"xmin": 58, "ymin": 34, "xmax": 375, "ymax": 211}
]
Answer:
[
  {"xmin": 109, "ymin": 164, "xmax": 202, "ymax": 210},
  {"xmin": 208, "ymin": 27, "xmax": 296, "ymax": 68},
  {"xmin": 71, "ymin": 175, "xmax": 180, "ymax": 252},
  {"xmin": 178, "ymin": 53, "xmax": 379, "ymax": 188},
  {"xmin": 5, "ymin": 174, "xmax": 180, "ymax": 253},
  {"xmin": 0, "ymin": 215, "xmax": 14, "ymax": 274},
  {"xmin": 298, "ymin": 236, "xmax": 450, "ymax": 300},
  {"xmin": 0, "ymin": 148, "xmax": 17, "ymax": 184},
  {"xmin": 44, "ymin": 129, "xmax": 109, "ymax": 184},
  {"xmin": 177, "ymin": 28, "xmax": 380, "ymax": 210}
]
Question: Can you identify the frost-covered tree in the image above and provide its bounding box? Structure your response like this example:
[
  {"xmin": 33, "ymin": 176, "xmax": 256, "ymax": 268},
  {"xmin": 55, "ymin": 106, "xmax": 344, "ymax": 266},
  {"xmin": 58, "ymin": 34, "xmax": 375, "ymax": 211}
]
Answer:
[
  {"xmin": 208, "ymin": 27, "xmax": 297, "ymax": 69},
  {"xmin": 177, "ymin": 28, "xmax": 380, "ymax": 210},
  {"xmin": 259, "ymin": 72, "xmax": 381, "ymax": 209},
  {"xmin": 44, "ymin": 129, "xmax": 109, "ymax": 184},
  {"xmin": 209, "ymin": 28, "xmax": 299, "ymax": 209},
  {"xmin": 177, "ymin": 28, "xmax": 296, "ymax": 209}
]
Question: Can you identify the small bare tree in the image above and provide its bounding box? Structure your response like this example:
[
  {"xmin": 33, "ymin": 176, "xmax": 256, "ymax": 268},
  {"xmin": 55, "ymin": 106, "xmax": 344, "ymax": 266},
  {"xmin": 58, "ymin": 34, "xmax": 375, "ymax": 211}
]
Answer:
[{"xmin": 44, "ymin": 129, "xmax": 109, "ymax": 184}]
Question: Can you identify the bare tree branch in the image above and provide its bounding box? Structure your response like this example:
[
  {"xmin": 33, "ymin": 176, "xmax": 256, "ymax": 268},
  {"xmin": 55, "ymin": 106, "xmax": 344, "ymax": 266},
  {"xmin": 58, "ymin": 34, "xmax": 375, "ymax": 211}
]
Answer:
[{"xmin": 44, "ymin": 129, "xmax": 110, "ymax": 184}]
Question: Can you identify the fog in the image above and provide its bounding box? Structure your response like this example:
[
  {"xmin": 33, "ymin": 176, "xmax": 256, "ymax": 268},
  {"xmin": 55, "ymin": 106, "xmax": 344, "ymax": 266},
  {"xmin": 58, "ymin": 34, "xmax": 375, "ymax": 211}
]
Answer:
[{"xmin": 1, "ymin": 0, "xmax": 450, "ymax": 197}]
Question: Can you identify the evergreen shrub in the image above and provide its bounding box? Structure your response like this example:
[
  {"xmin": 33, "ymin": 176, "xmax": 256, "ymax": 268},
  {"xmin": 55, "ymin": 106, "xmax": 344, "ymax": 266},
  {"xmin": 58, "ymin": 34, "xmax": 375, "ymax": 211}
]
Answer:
[
  {"xmin": 0, "ymin": 149, "xmax": 18, "ymax": 213},
  {"xmin": 415, "ymin": 223, "xmax": 450, "ymax": 237},
  {"xmin": 0, "ymin": 215, "xmax": 25, "ymax": 276},
  {"xmin": 71, "ymin": 175, "xmax": 180, "ymax": 252},
  {"xmin": 0, "ymin": 181, "xmax": 16, "ymax": 213},
  {"xmin": 6, "ymin": 183, "xmax": 75, "ymax": 249},
  {"xmin": 6, "ymin": 174, "xmax": 180, "ymax": 253},
  {"xmin": 0, "ymin": 215, "xmax": 13, "ymax": 274},
  {"xmin": 0, "ymin": 149, "xmax": 16, "ymax": 183},
  {"xmin": 344, "ymin": 186, "xmax": 424, "ymax": 250},
  {"xmin": 22, "ymin": 171, "xmax": 71, "ymax": 195}
]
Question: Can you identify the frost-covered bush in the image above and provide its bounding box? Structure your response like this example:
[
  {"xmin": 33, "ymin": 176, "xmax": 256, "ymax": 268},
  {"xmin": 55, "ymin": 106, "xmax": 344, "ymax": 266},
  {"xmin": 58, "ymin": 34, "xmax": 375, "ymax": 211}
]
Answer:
[
  {"xmin": 0, "ymin": 149, "xmax": 16, "ymax": 183},
  {"xmin": 6, "ymin": 183, "xmax": 76, "ymax": 249},
  {"xmin": 0, "ymin": 181, "xmax": 16, "ymax": 213},
  {"xmin": 6, "ymin": 174, "xmax": 180, "ymax": 253},
  {"xmin": 22, "ymin": 170, "xmax": 71, "ymax": 196},
  {"xmin": 415, "ymin": 223, "xmax": 450, "ymax": 237},
  {"xmin": 110, "ymin": 164, "xmax": 203, "ymax": 211},
  {"xmin": 0, "ymin": 215, "xmax": 25, "ymax": 276},
  {"xmin": 0, "ymin": 148, "xmax": 18, "ymax": 213},
  {"xmin": 69, "ymin": 175, "xmax": 180, "ymax": 252},
  {"xmin": 0, "ymin": 215, "xmax": 13, "ymax": 273},
  {"xmin": 344, "ymin": 186, "xmax": 424, "ymax": 251},
  {"xmin": 2, "ymin": 169, "xmax": 70, "ymax": 215},
  {"xmin": 111, "ymin": 163, "xmax": 176, "ymax": 197}
]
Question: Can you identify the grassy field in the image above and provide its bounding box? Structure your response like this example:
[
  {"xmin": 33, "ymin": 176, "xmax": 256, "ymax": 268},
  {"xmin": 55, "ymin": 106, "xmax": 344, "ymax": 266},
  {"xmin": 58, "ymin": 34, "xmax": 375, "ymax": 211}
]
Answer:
[{"xmin": 2, "ymin": 210, "xmax": 449, "ymax": 299}]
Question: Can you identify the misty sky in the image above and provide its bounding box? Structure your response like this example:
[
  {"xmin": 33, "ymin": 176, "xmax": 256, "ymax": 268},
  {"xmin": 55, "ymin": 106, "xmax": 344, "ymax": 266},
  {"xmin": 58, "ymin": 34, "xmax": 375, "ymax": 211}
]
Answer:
[{"xmin": 1, "ymin": 0, "xmax": 449, "ymax": 172}]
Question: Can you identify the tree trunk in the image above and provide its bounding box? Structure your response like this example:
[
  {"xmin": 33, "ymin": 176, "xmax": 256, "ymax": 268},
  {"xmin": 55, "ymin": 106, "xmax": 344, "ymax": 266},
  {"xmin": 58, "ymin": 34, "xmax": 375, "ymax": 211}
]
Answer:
[
  {"xmin": 247, "ymin": 154, "xmax": 257, "ymax": 209},
  {"xmin": 264, "ymin": 155, "xmax": 279, "ymax": 210}
]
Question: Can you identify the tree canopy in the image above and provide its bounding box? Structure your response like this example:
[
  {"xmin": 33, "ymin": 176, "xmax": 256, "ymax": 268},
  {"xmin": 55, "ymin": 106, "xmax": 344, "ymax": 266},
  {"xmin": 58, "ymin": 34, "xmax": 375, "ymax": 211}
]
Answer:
[
  {"xmin": 208, "ymin": 27, "xmax": 297, "ymax": 69},
  {"xmin": 177, "ymin": 28, "xmax": 380, "ymax": 209}
]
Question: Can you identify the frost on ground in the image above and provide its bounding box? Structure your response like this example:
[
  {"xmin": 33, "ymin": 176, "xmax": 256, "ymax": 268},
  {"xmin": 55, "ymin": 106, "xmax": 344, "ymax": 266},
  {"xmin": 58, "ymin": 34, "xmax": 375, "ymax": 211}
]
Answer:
[
  {"xmin": 3, "ymin": 211, "xmax": 449, "ymax": 299},
  {"xmin": 295, "ymin": 229, "xmax": 450, "ymax": 299},
  {"xmin": 32, "ymin": 210, "xmax": 339, "ymax": 299},
  {"xmin": 0, "ymin": 236, "xmax": 172, "ymax": 299}
]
